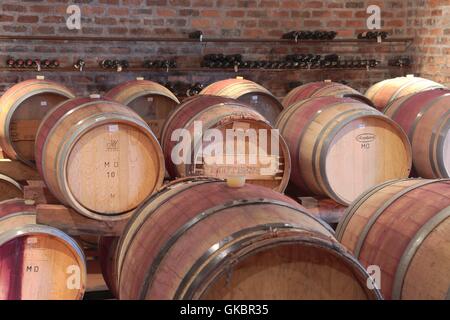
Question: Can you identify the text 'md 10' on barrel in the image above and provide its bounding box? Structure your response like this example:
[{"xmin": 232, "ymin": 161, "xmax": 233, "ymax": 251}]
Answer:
[{"xmin": 35, "ymin": 96, "xmax": 165, "ymax": 221}]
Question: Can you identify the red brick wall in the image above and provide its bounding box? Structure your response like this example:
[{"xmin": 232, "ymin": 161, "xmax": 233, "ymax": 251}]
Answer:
[
  {"xmin": 0, "ymin": 0, "xmax": 442, "ymax": 98},
  {"xmin": 407, "ymin": 0, "xmax": 450, "ymax": 86}
]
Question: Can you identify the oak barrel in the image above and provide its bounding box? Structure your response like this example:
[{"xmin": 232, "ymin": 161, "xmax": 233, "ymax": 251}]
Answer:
[
  {"xmin": 113, "ymin": 177, "xmax": 381, "ymax": 300},
  {"xmin": 384, "ymin": 89, "xmax": 450, "ymax": 178},
  {"xmin": 105, "ymin": 79, "xmax": 180, "ymax": 139},
  {"xmin": 98, "ymin": 236, "xmax": 120, "ymax": 298},
  {"xmin": 35, "ymin": 96, "xmax": 165, "ymax": 220},
  {"xmin": 336, "ymin": 179, "xmax": 450, "ymax": 300},
  {"xmin": 282, "ymin": 81, "xmax": 373, "ymax": 108},
  {"xmin": 0, "ymin": 78, "xmax": 75, "ymax": 165},
  {"xmin": 199, "ymin": 78, "xmax": 283, "ymax": 124},
  {"xmin": 0, "ymin": 173, "xmax": 23, "ymax": 201},
  {"xmin": 160, "ymin": 95, "xmax": 291, "ymax": 192},
  {"xmin": 276, "ymin": 96, "xmax": 412, "ymax": 205},
  {"xmin": 0, "ymin": 199, "xmax": 86, "ymax": 300},
  {"xmin": 365, "ymin": 76, "xmax": 445, "ymax": 111}
]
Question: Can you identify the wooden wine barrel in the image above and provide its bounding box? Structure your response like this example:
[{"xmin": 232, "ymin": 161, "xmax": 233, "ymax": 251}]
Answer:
[
  {"xmin": 0, "ymin": 78, "xmax": 75, "ymax": 165},
  {"xmin": 98, "ymin": 236, "xmax": 119, "ymax": 298},
  {"xmin": 160, "ymin": 95, "xmax": 290, "ymax": 192},
  {"xmin": 105, "ymin": 79, "xmax": 180, "ymax": 139},
  {"xmin": 336, "ymin": 179, "xmax": 450, "ymax": 300},
  {"xmin": 276, "ymin": 96, "xmax": 412, "ymax": 205},
  {"xmin": 35, "ymin": 96, "xmax": 165, "ymax": 220},
  {"xmin": 114, "ymin": 177, "xmax": 381, "ymax": 300},
  {"xmin": 0, "ymin": 199, "xmax": 36, "ymax": 232},
  {"xmin": 282, "ymin": 81, "xmax": 373, "ymax": 108},
  {"xmin": 384, "ymin": 89, "xmax": 450, "ymax": 178},
  {"xmin": 365, "ymin": 76, "xmax": 445, "ymax": 111},
  {"xmin": 0, "ymin": 173, "xmax": 23, "ymax": 201},
  {"xmin": 0, "ymin": 199, "xmax": 86, "ymax": 300},
  {"xmin": 199, "ymin": 78, "xmax": 283, "ymax": 124}
]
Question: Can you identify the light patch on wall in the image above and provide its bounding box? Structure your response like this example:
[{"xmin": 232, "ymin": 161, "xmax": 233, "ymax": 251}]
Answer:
[
  {"xmin": 367, "ymin": 5, "xmax": 381, "ymax": 30},
  {"xmin": 66, "ymin": 5, "xmax": 81, "ymax": 30}
]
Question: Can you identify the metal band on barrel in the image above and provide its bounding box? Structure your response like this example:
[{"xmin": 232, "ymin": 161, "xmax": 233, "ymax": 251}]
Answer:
[
  {"xmin": 5, "ymin": 87, "xmax": 73, "ymax": 165},
  {"xmin": 178, "ymin": 228, "xmax": 383, "ymax": 300},
  {"xmin": 116, "ymin": 178, "xmax": 220, "ymax": 287},
  {"xmin": 295, "ymin": 102, "xmax": 356, "ymax": 195},
  {"xmin": 335, "ymin": 179, "xmax": 409, "ymax": 240},
  {"xmin": 137, "ymin": 199, "xmax": 329, "ymax": 299},
  {"xmin": 317, "ymin": 110, "xmax": 382, "ymax": 205},
  {"xmin": 392, "ymin": 206, "xmax": 450, "ymax": 300},
  {"xmin": 175, "ymin": 223, "xmax": 298, "ymax": 299},
  {"xmin": 430, "ymin": 110, "xmax": 450, "ymax": 178},
  {"xmin": 57, "ymin": 113, "xmax": 160, "ymax": 221},
  {"xmin": 353, "ymin": 180, "xmax": 441, "ymax": 258}
]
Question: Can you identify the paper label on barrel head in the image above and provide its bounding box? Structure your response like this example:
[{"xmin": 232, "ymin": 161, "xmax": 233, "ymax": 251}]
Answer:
[
  {"xmin": 233, "ymin": 122, "xmax": 250, "ymax": 130},
  {"xmin": 202, "ymin": 154, "xmax": 279, "ymax": 178},
  {"xmin": 40, "ymin": 101, "xmax": 48, "ymax": 107},
  {"xmin": 27, "ymin": 237, "xmax": 38, "ymax": 244},
  {"xmin": 356, "ymin": 133, "xmax": 376, "ymax": 143},
  {"xmin": 108, "ymin": 124, "xmax": 119, "ymax": 132}
]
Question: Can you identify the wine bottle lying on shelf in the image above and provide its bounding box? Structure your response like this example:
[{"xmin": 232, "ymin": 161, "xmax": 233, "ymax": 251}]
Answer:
[
  {"xmin": 388, "ymin": 56, "xmax": 412, "ymax": 67},
  {"xmin": 357, "ymin": 31, "xmax": 389, "ymax": 40},
  {"xmin": 282, "ymin": 30, "xmax": 338, "ymax": 40}
]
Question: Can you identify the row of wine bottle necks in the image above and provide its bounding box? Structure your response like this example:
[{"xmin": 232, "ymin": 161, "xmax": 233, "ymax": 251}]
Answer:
[
  {"xmin": 100, "ymin": 59, "xmax": 177, "ymax": 69},
  {"xmin": 281, "ymin": 30, "xmax": 389, "ymax": 40},
  {"xmin": 6, "ymin": 58, "xmax": 60, "ymax": 68},
  {"xmin": 202, "ymin": 54, "xmax": 380, "ymax": 69},
  {"xmin": 165, "ymin": 81, "xmax": 204, "ymax": 96},
  {"xmin": 6, "ymin": 55, "xmax": 401, "ymax": 70}
]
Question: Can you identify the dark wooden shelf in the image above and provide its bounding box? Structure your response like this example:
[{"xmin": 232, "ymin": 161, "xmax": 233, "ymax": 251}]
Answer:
[
  {"xmin": 0, "ymin": 66, "xmax": 411, "ymax": 73},
  {"xmin": 0, "ymin": 34, "xmax": 414, "ymax": 45}
]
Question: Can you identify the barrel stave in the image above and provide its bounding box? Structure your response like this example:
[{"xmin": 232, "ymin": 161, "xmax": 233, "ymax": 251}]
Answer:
[
  {"xmin": 384, "ymin": 90, "xmax": 450, "ymax": 178},
  {"xmin": 0, "ymin": 79, "xmax": 75, "ymax": 164},
  {"xmin": 0, "ymin": 199, "xmax": 86, "ymax": 300},
  {"xmin": 337, "ymin": 179, "xmax": 450, "ymax": 300},
  {"xmin": 200, "ymin": 79, "xmax": 283, "ymax": 124},
  {"xmin": 105, "ymin": 80, "xmax": 180, "ymax": 138},
  {"xmin": 277, "ymin": 96, "xmax": 411, "ymax": 205},
  {"xmin": 366, "ymin": 76, "xmax": 446, "ymax": 111},
  {"xmin": 36, "ymin": 98, "xmax": 165, "ymax": 220},
  {"xmin": 116, "ymin": 179, "xmax": 380, "ymax": 300},
  {"xmin": 161, "ymin": 96, "xmax": 290, "ymax": 192}
]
